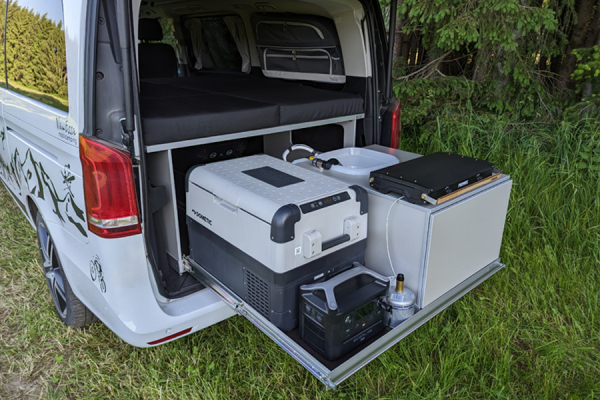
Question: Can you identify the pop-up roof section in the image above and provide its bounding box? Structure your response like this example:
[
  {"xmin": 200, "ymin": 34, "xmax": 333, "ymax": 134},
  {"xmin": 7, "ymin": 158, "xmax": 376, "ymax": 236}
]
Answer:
[{"xmin": 135, "ymin": 0, "xmax": 371, "ymax": 78}]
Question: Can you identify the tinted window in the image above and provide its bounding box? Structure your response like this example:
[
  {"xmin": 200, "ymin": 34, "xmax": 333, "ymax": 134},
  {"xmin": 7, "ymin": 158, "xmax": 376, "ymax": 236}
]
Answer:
[
  {"xmin": 158, "ymin": 17, "xmax": 178, "ymax": 54},
  {"xmin": 5, "ymin": 0, "xmax": 68, "ymax": 112},
  {"xmin": 183, "ymin": 16, "xmax": 243, "ymax": 71}
]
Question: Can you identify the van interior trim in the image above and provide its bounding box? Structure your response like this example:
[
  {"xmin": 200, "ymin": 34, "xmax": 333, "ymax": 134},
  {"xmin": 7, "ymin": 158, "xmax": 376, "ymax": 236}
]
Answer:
[
  {"xmin": 83, "ymin": 0, "xmax": 99, "ymax": 136},
  {"xmin": 144, "ymin": 113, "xmax": 365, "ymax": 153},
  {"xmin": 262, "ymin": 70, "xmax": 347, "ymax": 83}
]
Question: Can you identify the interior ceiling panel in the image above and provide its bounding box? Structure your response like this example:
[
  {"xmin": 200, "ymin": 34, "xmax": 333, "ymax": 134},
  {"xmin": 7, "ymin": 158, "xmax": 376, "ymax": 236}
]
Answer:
[{"xmin": 139, "ymin": 0, "xmax": 361, "ymax": 17}]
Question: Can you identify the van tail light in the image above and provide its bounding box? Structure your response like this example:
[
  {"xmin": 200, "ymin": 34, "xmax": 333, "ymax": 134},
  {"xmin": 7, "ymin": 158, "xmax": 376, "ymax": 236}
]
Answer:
[
  {"xmin": 79, "ymin": 135, "xmax": 142, "ymax": 239},
  {"xmin": 390, "ymin": 100, "xmax": 402, "ymax": 149}
]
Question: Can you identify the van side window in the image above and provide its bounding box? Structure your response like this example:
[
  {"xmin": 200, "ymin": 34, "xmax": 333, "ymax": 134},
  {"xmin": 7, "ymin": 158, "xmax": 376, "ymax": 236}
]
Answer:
[
  {"xmin": 182, "ymin": 16, "xmax": 247, "ymax": 72},
  {"xmin": 140, "ymin": 18, "xmax": 179, "ymax": 55},
  {"xmin": 5, "ymin": 0, "xmax": 68, "ymax": 112},
  {"xmin": 159, "ymin": 18, "xmax": 178, "ymax": 55}
]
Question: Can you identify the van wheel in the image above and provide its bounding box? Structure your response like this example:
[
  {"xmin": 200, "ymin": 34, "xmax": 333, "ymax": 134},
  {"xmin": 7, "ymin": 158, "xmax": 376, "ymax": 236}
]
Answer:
[{"xmin": 36, "ymin": 214, "xmax": 96, "ymax": 328}]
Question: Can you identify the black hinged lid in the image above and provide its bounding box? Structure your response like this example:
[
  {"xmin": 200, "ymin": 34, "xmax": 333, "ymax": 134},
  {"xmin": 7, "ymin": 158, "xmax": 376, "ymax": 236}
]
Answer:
[{"xmin": 370, "ymin": 152, "xmax": 495, "ymax": 200}]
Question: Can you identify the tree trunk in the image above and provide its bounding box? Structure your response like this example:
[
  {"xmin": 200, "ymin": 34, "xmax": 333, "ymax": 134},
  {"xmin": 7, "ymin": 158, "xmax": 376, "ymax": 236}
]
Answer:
[
  {"xmin": 408, "ymin": 33, "xmax": 419, "ymax": 66},
  {"xmin": 584, "ymin": 31, "xmax": 600, "ymax": 98},
  {"xmin": 473, "ymin": 40, "xmax": 491, "ymax": 82},
  {"xmin": 400, "ymin": 31, "xmax": 411, "ymax": 62},
  {"xmin": 539, "ymin": 55, "xmax": 548, "ymax": 71},
  {"xmin": 558, "ymin": 0, "xmax": 596, "ymax": 89},
  {"xmin": 416, "ymin": 40, "xmax": 425, "ymax": 67},
  {"xmin": 547, "ymin": 1, "xmax": 573, "ymax": 76},
  {"xmin": 393, "ymin": 32, "xmax": 404, "ymax": 61},
  {"xmin": 447, "ymin": 47, "xmax": 470, "ymax": 76},
  {"xmin": 583, "ymin": 3, "xmax": 600, "ymax": 47},
  {"xmin": 392, "ymin": 2, "xmax": 404, "ymax": 60}
]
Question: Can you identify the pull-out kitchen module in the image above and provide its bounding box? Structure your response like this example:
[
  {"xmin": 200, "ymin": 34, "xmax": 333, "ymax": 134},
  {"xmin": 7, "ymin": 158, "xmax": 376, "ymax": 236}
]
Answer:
[{"xmin": 184, "ymin": 148, "xmax": 512, "ymax": 389}]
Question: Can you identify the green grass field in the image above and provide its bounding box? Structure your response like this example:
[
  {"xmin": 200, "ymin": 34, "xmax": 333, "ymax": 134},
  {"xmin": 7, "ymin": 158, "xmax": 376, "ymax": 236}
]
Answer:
[{"xmin": 1, "ymin": 113, "xmax": 599, "ymax": 399}]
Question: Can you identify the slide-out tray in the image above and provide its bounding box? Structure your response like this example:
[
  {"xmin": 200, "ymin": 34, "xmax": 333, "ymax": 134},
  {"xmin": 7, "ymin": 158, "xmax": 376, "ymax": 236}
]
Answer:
[{"xmin": 184, "ymin": 257, "xmax": 504, "ymax": 389}]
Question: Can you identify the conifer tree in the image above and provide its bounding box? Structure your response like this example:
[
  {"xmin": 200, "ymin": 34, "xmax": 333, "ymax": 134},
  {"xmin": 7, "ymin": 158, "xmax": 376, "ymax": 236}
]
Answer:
[{"xmin": 2, "ymin": 1, "xmax": 68, "ymax": 103}]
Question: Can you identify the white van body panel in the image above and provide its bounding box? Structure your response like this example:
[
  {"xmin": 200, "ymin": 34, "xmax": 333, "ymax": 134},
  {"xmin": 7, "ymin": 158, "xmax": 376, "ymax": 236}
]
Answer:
[
  {"xmin": 0, "ymin": 0, "xmax": 235, "ymax": 347},
  {"xmin": 1, "ymin": 0, "xmax": 86, "ymax": 226},
  {"xmin": 5, "ymin": 123, "xmax": 88, "ymax": 241},
  {"xmin": 2, "ymin": 120, "xmax": 235, "ymax": 347},
  {"xmin": 54, "ymin": 227, "xmax": 235, "ymax": 347}
]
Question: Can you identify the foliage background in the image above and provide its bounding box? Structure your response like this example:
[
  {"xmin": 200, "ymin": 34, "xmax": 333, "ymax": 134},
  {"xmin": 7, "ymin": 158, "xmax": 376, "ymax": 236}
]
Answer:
[{"xmin": 379, "ymin": 0, "xmax": 600, "ymax": 129}]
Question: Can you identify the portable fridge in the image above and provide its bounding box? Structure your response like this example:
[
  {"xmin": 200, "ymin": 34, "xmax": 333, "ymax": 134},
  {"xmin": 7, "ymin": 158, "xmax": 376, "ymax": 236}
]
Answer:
[{"xmin": 186, "ymin": 155, "xmax": 369, "ymax": 330}]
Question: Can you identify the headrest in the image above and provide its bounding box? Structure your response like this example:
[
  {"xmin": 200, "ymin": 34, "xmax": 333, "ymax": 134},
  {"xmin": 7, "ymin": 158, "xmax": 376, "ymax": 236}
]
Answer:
[{"xmin": 139, "ymin": 19, "xmax": 163, "ymax": 41}]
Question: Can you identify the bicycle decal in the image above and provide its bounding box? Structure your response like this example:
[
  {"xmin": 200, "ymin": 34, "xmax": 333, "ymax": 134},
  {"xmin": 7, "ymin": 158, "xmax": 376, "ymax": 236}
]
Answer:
[{"xmin": 90, "ymin": 255, "xmax": 107, "ymax": 294}]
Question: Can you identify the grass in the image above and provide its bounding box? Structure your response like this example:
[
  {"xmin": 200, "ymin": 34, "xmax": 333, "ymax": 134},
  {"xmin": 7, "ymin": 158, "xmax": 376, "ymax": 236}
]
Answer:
[{"xmin": 1, "ymin": 111, "xmax": 599, "ymax": 399}]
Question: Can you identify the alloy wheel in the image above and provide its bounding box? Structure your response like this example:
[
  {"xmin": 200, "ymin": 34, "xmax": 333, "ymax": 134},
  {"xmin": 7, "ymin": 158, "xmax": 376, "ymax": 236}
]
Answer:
[{"xmin": 37, "ymin": 221, "xmax": 68, "ymax": 319}]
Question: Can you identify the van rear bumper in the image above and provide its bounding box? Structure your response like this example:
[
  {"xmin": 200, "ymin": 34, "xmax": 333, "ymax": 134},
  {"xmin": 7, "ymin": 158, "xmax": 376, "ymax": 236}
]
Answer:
[
  {"xmin": 63, "ymin": 253, "xmax": 235, "ymax": 347},
  {"xmin": 51, "ymin": 222, "xmax": 234, "ymax": 347}
]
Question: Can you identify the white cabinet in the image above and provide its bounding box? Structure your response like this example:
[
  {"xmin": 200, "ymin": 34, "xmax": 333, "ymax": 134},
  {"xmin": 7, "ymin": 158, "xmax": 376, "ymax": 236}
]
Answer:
[{"xmin": 298, "ymin": 145, "xmax": 512, "ymax": 309}]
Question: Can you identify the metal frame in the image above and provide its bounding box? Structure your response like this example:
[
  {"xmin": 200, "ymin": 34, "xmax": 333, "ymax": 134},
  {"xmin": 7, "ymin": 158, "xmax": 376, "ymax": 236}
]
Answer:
[
  {"xmin": 184, "ymin": 257, "xmax": 505, "ymax": 389},
  {"xmin": 145, "ymin": 114, "xmax": 364, "ymax": 153}
]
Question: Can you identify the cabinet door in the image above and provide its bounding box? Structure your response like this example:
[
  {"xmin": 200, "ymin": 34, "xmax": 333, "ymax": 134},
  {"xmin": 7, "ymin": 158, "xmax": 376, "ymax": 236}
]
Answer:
[{"xmin": 421, "ymin": 180, "xmax": 513, "ymax": 308}]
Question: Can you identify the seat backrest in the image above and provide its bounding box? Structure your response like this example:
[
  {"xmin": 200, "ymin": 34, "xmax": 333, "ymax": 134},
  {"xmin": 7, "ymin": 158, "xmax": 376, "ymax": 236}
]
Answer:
[{"xmin": 138, "ymin": 19, "xmax": 178, "ymax": 79}]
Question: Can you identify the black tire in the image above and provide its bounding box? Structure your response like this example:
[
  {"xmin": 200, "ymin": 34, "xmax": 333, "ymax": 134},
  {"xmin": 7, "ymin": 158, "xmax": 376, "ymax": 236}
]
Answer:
[{"xmin": 36, "ymin": 213, "xmax": 97, "ymax": 328}]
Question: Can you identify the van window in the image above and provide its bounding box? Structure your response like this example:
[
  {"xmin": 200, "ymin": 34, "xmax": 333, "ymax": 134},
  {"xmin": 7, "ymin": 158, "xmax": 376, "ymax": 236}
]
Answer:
[
  {"xmin": 158, "ymin": 18, "xmax": 178, "ymax": 54},
  {"xmin": 140, "ymin": 17, "xmax": 179, "ymax": 57},
  {"xmin": 5, "ymin": 0, "xmax": 68, "ymax": 112},
  {"xmin": 183, "ymin": 16, "xmax": 245, "ymax": 71}
]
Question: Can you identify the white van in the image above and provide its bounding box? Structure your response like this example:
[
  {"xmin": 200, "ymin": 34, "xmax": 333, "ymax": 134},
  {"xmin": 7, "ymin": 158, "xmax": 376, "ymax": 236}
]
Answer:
[{"xmin": 0, "ymin": 0, "xmax": 512, "ymax": 388}]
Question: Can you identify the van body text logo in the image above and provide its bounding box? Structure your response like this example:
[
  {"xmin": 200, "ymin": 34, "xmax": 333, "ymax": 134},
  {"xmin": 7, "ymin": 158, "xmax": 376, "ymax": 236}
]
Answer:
[{"xmin": 192, "ymin": 209, "xmax": 213, "ymax": 226}]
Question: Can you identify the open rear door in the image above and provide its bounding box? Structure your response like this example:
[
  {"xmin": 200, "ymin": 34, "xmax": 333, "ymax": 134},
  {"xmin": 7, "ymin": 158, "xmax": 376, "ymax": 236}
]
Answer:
[{"xmin": 184, "ymin": 258, "xmax": 504, "ymax": 389}]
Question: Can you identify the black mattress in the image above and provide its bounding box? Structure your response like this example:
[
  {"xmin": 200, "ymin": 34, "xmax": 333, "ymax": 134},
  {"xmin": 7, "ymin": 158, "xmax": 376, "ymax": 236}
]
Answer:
[{"xmin": 139, "ymin": 72, "xmax": 364, "ymax": 146}]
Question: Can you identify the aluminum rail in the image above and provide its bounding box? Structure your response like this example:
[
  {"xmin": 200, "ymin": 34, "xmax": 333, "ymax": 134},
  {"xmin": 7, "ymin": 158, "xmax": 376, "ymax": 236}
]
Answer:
[{"xmin": 184, "ymin": 256, "xmax": 504, "ymax": 389}]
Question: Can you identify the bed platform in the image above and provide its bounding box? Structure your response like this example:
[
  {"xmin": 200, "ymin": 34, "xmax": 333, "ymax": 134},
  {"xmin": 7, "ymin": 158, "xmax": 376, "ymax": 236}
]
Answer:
[{"xmin": 139, "ymin": 72, "xmax": 365, "ymax": 152}]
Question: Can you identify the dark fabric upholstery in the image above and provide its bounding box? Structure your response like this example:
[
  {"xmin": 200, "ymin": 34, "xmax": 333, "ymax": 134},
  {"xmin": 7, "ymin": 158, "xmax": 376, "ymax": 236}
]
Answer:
[
  {"xmin": 228, "ymin": 85, "xmax": 364, "ymax": 125},
  {"xmin": 138, "ymin": 43, "xmax": 178, "ymax": 80},
  {"xmin": 138, "ymin": 19, "xmax": 178, "ymax": 79},
  {"xmin": 139, "ymin": 19, "xmax": 164, "ymax": 41},
  {"xmin": 139, "ymin": 74, "xmax": 364, "ymax": 146},
  {"xmin": 167, "ymin": 77, "xmax": 300, "ymax": 94},
  {"xmin": 141, "ymin": 94, "xmax": 280, "ymax": 146},
  {"xmin": 193, "ymin": 70, "xmax": 261, "ymax": 80},
  {"xmin": 140, "ymin": 81, "xmax": 208, "ymax": 99},
  {"xmin": 252, "ymin": 14, "xmax": 345, "ymax": 79}
]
